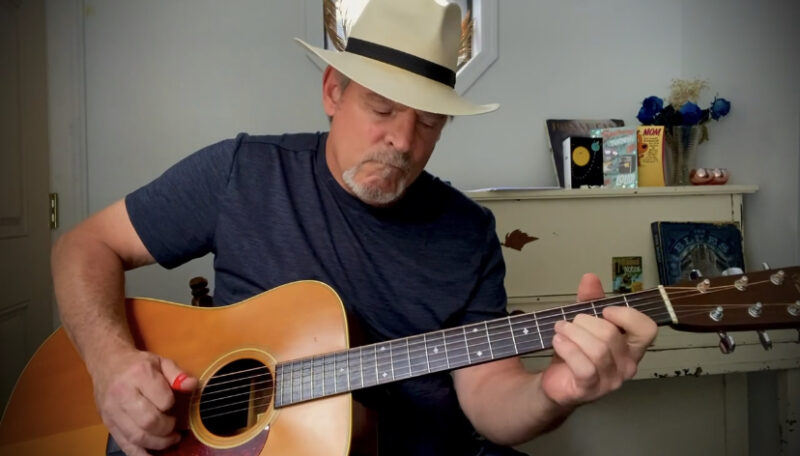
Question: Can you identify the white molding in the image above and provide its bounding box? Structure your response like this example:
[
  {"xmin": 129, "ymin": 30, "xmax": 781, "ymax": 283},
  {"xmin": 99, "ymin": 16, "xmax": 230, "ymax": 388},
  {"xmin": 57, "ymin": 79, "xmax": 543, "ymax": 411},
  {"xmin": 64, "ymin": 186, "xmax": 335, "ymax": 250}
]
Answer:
[
  {"xmin": 302, "ymin": 0, "xmax": 498, "ymax": 95},
  {"xmin": 46, "ymin": 0, "xmax": 88, "ymax": 237}
]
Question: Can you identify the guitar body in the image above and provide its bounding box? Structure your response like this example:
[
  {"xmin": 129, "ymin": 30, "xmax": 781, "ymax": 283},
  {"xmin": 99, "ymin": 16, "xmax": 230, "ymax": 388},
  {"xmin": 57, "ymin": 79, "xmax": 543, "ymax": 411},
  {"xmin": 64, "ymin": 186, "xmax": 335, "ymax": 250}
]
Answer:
[{"xmin": 0, "ymin": 281, "xmax": 353, "ymax": 456}]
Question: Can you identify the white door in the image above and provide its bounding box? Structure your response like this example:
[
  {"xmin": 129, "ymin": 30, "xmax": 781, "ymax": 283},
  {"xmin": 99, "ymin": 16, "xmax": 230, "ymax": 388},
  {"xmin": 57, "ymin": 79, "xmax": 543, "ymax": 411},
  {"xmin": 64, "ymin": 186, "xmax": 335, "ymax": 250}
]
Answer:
[{"xmin": 0, "ymin": 0, "xmax": 53, "ymax": 412}]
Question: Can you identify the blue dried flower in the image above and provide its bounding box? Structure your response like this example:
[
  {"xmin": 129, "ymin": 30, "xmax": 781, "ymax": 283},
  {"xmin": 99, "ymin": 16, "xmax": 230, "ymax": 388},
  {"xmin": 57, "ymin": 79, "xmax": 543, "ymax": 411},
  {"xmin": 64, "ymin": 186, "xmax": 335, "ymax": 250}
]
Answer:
[
  {"xmin": 636, "ymin": 96, "xmax": 664, "ymax": 124},
  {"xmin": 710, "ymin": 97, "xmax": 731, "ymax": 120},
  {"xmin": 678, "ymin": 102, "xmax": 703, "ymax": 125}
]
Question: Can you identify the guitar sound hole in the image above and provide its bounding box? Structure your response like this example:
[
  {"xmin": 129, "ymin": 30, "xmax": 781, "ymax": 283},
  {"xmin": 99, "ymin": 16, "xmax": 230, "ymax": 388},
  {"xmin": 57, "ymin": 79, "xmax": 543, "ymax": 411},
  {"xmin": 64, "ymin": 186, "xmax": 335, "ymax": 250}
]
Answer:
[{"xmin": 199, "ymin": 358, "xmax": 273, "ymax": 437}]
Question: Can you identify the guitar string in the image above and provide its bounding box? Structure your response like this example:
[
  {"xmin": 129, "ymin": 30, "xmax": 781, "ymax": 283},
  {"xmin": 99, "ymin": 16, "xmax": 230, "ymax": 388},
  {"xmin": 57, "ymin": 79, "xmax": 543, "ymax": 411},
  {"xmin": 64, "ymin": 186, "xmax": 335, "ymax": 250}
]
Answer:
[
  {"xmin": 198, "ymin": 294, "xmax": 671, "ymax": 397},
  {"xmin": 201, "ymin": 282, "xmax": 781, "ymax": 392},
  {"xmin": 198, "ymin": 296, "xmax": 791, "ymax": 407},
  {"xmin": 194, "ymin": 280, "xmax": 792, "ymax": 412},
  {"xmin": 196, "ymin": 282, "xmax": 789, "ymax": 404},
  {"xmin": 202, "ymin": 287, "xmax": 699, "ymax": 388},
  {"xmin": 199, "ymin": 313, "xmax": 795, "ymax": 414},
  {"xmin": 198, "ymin": 300, "xmax": 789, "ymax": 419}
]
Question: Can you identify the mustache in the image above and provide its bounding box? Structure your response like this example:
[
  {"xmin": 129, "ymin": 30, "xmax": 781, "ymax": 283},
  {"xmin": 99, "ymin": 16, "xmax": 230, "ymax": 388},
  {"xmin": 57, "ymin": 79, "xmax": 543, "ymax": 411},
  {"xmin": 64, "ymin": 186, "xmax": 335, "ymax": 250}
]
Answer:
[{"xmin": 360, "ymin": 149, "xmax": 410, "ymax": 172}]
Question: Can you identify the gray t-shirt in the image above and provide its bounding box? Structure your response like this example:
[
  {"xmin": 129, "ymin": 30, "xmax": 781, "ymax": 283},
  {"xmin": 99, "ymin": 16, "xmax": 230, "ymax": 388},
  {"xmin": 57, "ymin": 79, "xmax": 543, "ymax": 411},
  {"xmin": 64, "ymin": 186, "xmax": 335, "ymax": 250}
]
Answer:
[{"xmin": 126, "ymin": 132, "xmax": 512, "ymax": 455}]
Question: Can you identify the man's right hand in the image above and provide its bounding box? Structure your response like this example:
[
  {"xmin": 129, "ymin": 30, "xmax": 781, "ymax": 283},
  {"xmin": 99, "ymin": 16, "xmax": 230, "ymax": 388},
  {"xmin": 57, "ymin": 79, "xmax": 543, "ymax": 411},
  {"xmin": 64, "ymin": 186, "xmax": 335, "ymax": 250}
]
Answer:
[{"xmin": 90, "ymin": 349, "xmax": 198, "ymax": 456}]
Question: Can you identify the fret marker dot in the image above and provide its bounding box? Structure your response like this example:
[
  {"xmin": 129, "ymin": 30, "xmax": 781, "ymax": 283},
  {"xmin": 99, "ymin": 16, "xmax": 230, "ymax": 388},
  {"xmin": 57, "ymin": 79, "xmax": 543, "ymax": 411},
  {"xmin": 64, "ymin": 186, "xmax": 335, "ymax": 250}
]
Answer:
[
  {"xmin": 476, "ymin": 351, "xmax": 483, "ymax": 357},
  {"xmin": 523, "ymin": 328, "xmax": 529, "ymax": 335},
  {"xmin": 379, "ymin": 347, "xmax": 386, "ymax": 351},
  {"xmin": 339, "ymin": 368, "xmax": 344, "ymax": 373},
  {"xmin": 433, "ymin": 347, "xmax": 439, "ymax": 354},
  {"xmin": 381, "ymin": 372, "xmax": 388, "ymax": 378},
  {"xmin": 472, "ymin": 328, "xmax": 478, "ymax": 333}
]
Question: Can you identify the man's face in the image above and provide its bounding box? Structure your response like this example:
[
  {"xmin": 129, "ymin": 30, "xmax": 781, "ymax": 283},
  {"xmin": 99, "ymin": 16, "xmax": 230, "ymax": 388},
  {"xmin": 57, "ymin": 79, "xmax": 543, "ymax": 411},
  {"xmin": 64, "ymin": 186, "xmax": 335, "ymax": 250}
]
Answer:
[{"xmin": 322, "ymin": 68, "xmax": 447, "ymax": 207}]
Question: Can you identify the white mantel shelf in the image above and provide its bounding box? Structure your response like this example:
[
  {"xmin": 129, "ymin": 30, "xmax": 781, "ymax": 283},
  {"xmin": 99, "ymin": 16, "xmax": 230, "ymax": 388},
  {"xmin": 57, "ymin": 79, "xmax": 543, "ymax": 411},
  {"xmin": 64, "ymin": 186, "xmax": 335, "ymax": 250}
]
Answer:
[{"xmin": 466, "ymin": 184, "xmax": 759, "ymax": 201}]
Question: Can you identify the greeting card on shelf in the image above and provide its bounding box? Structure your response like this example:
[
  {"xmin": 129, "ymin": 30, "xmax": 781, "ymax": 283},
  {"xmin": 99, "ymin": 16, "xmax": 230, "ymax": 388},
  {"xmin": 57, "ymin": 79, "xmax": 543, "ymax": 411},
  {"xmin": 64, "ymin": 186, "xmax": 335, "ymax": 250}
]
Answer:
[{"xmin": 637, "ymin": 125, "xmax": 666, "ymax": 187}]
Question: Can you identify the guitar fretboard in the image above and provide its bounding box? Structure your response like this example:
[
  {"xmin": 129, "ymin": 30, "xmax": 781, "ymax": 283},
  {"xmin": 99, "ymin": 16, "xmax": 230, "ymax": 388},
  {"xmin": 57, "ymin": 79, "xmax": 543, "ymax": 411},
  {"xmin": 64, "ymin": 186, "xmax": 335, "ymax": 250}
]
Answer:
[{"xmin": 274, "ymin": 289, "xmax": 671, "ymax": 408}]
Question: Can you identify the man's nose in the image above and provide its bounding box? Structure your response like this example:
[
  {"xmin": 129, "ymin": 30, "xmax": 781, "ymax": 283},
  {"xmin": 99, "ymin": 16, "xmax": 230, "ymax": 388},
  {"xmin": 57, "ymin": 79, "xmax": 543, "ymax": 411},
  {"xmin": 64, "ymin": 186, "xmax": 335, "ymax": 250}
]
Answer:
[{"xmin": 386, "ymin": 110, "xmax": 415, "ymax": 153}]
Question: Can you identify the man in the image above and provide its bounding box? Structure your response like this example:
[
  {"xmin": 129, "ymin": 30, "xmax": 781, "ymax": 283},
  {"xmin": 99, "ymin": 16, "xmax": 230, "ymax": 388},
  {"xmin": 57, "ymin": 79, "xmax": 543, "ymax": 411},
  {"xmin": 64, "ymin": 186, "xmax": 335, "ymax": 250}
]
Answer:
[{"xmin": 51, "ymin": 0, "xmax": 657, "ymax": 454}]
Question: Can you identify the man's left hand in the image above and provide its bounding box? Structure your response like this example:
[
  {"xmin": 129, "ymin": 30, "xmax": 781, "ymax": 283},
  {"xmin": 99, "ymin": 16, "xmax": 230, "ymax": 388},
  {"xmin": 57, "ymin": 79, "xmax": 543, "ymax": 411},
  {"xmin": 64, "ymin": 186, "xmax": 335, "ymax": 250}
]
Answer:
[{"xmin": 540, "ymin": 273, "xmax": 658, "ymax": 408}]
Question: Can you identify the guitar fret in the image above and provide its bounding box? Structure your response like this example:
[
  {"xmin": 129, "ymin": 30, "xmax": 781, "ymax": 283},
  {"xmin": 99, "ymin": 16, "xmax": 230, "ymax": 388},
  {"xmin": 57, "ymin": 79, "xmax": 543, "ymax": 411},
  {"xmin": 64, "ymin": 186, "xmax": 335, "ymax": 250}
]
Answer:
[
  {"xmin": 275, "ymin": 364, "xmax": 284, "ymax": 407},
  {"xmin": 487, "ymin": 318, "xmax": 516, "ymax": 358},
  {"xmin": 533, "ymin": 314, "xmax": 544, "ymax": 349},
  {"xmin": 345, "ymin": 350, "xmax": 351, "ymax": 391},
  {"xmin": 360, "ymin": 344, "xmax": 378, "ymax": 388},
  {"xmin": 312, "ymin": 356, "xmax": 324, "ymax": 399},
  {"xmin": 390, "ymin": 339, "xmax": 411, "ymax": 379},
  {"xmin": 408, "ymin": 335, "xmax": 428, "ymax": 376},
  {"xmin": 464, "ymin": 322, "xmax": 490, "ymax": 363},
  {"xmin": 462, "ymin": 326, "xmax": 472, "ymax": 365},
  {"xmin": 301, "ymin": 358, "xmax": 312, "ymax": 401},
  {"xmin": 536, "ymin": 308, "xmax": 565, "ymax": 348},
  {"xmin": 423, "ymin": 334, "xmax": 431, "ymax": 372},
  {"xmin": 376, "ymin": 343, "xmax": 391, "ymax": 383},
  {"xmin": 484, "ymin": 322, "xmax": 494, "ymax": 359},
  {"xmin": 292, "ymin": 361, "xmax": 303, "ymax": 404},
  {"xmin": 348, "ymin": 347, "xmax": 363, "ymax": 390},
  {"xmin": 425, "ymin": 331, "xmax": 447, "ymax": 372},
  {"xmin": 507, "ymin": 316, "xmax": 519, "ymax": 354},
  {"xmin": 590, "ymin": 301, "xmax": 598, "ymax": 317},
  {"xmin": 323, "ymin": 353, "xmax": 335, "ymax": 397},
  {"xmin": 334, "ymin": 352, "xmax": 348, "ymax": 393},
  {"xmin": 510, "ymin": 314, "xmax": 542, "ymax": 352},
  {"xmin": 444, "ymin": 328, "xmax": 468, "ymax": 368},
  {"xmin": 388, "ymin": 342, "xmax": 395, "ymax": 380}
]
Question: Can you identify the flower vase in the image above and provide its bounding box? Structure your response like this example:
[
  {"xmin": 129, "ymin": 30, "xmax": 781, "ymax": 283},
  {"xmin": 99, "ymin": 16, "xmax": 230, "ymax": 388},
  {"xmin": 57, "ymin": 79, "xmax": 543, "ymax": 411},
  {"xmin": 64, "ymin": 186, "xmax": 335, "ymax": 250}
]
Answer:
[{"xmin": 663, "ymin": 126, "xmax": 702, "ymax": 186}]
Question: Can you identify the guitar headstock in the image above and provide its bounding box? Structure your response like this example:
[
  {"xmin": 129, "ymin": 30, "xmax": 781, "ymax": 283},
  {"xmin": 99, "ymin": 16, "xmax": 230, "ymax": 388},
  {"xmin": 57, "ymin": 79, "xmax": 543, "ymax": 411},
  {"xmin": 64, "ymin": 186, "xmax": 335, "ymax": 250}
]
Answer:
[{"xmin": 665, "ymin": 266, "xmax": 800, "ymax": 333}]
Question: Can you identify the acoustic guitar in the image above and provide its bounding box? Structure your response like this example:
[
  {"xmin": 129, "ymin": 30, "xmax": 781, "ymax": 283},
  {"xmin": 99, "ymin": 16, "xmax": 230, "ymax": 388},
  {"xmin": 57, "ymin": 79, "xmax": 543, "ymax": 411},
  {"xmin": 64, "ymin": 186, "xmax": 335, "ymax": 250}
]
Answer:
[{"xmin": 1, "ymin": 266, "xmax": 799, "ymax": 455}]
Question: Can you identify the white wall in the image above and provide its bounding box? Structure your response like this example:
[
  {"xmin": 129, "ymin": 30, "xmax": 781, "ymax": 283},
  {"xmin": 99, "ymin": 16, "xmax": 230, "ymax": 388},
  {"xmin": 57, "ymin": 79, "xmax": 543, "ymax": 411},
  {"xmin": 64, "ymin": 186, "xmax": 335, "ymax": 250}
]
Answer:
[
  {"xmin": 77, "ymin": 0, "xmax": 799, "ymax": 301},
  {"xmin": 681, "ymin": 0, "xmax": 800, "ymax": 273}
]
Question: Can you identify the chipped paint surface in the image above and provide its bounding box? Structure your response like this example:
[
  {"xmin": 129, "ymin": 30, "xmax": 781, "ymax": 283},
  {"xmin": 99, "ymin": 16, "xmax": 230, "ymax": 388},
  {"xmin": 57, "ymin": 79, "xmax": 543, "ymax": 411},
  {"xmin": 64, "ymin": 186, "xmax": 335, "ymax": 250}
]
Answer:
[
  {"xmin": 501, "ymin": 229, "xmax": 537, "ymax": 251},
  {"xmin": 653, "ymin": 366, "xmax": 703, "ymax": 378}
]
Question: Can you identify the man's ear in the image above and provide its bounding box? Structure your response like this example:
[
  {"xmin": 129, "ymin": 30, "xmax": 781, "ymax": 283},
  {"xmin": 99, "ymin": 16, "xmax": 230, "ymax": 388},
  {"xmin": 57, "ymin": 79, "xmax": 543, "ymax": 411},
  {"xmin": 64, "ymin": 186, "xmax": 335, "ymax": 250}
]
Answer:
[{"xmin": 322, "ymin": 66, "xmax": 343, "ymax": 117}]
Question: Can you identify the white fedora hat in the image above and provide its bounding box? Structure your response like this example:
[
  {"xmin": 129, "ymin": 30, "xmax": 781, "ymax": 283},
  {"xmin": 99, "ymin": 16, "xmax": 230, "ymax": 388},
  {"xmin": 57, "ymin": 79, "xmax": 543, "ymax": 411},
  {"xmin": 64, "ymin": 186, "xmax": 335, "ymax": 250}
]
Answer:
[{"xmin": 295, "ymin": 0, "xmax": 499, "ymax": 116}]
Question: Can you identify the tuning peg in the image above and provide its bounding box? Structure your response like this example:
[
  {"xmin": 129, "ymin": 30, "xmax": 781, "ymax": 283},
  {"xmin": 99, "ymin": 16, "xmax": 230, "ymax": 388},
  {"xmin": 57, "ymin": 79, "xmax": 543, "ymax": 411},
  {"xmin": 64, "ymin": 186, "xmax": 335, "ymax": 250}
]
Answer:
[
  {"xmin": 689, "ymin": 269, "xmax": 703, "ymax": 280},
  {"xmin": 757, "ymin": 330, "xmax": 773, "ymax": 350},
  {"xmin": 718, "ymin": 331, "xmax": 735, "ymax": 354},
  {"xmin": 761, "ymin": 262, "xmax": 771, "ymax": 270}
]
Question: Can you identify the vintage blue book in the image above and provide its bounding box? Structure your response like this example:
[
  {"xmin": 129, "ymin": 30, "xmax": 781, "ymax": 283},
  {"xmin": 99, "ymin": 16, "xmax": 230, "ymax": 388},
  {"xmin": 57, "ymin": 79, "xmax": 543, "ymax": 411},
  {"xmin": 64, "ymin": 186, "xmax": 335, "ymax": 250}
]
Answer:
[{"xmin": 651, "ymin": 221, "xmax": 745, "ymax": 285}]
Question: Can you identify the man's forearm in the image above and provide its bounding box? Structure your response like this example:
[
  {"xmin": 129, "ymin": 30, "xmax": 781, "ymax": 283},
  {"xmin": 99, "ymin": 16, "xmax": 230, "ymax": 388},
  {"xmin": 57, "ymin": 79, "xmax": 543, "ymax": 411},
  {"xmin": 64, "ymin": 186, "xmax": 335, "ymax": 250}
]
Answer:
[
  {"xmin": 51, "ymin": 231, "xmax": 136, "ymax": 369},
  {"xmin": 455, "ymin": 361, "xmax": 573, "ymax": 446}
]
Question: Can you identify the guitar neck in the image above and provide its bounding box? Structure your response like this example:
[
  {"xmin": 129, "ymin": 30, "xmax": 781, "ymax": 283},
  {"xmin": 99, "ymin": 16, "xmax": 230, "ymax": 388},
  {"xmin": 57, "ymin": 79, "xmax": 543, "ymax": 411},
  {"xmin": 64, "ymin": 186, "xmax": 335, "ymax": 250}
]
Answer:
[{"xmin": 274, "ymin": 288, "xmax": 673, "ymax": 407}]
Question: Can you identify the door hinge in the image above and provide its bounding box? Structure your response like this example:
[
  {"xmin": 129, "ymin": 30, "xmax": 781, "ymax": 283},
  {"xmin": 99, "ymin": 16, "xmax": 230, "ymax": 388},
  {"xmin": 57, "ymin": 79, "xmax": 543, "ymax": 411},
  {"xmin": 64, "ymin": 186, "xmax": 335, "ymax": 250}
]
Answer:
[{"xmin": 49, "ymin": 193, "xmax": 59, "ymax": 229}]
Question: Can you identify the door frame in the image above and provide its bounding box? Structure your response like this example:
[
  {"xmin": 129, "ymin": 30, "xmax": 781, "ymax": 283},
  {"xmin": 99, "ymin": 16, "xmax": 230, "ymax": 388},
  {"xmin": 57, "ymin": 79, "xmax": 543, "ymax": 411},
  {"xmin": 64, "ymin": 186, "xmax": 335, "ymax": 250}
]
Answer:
[{"xmin": 45, "ymin": 0, "xmax": 89, "ymax": 327}]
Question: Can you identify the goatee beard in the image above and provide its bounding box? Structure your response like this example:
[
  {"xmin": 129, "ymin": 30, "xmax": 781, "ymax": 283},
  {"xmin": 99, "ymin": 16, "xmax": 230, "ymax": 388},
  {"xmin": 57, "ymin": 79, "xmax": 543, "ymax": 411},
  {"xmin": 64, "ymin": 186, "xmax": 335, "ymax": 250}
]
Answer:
[{"xmin": 342, "ymin": 149, "xmax": 410, "ymax": 206}]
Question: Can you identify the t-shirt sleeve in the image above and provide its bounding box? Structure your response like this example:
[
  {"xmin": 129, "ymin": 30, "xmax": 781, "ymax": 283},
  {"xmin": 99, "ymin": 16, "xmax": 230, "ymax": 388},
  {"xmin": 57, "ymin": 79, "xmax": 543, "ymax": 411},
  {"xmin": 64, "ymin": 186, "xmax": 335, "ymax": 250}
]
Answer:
[
  {"xmin": 458, "ymin": 209, "xmax": 509, "ymax": 325},
  {"xmin": 125, "ymin": 135, "xmax": 242, "ymax": 269}
]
